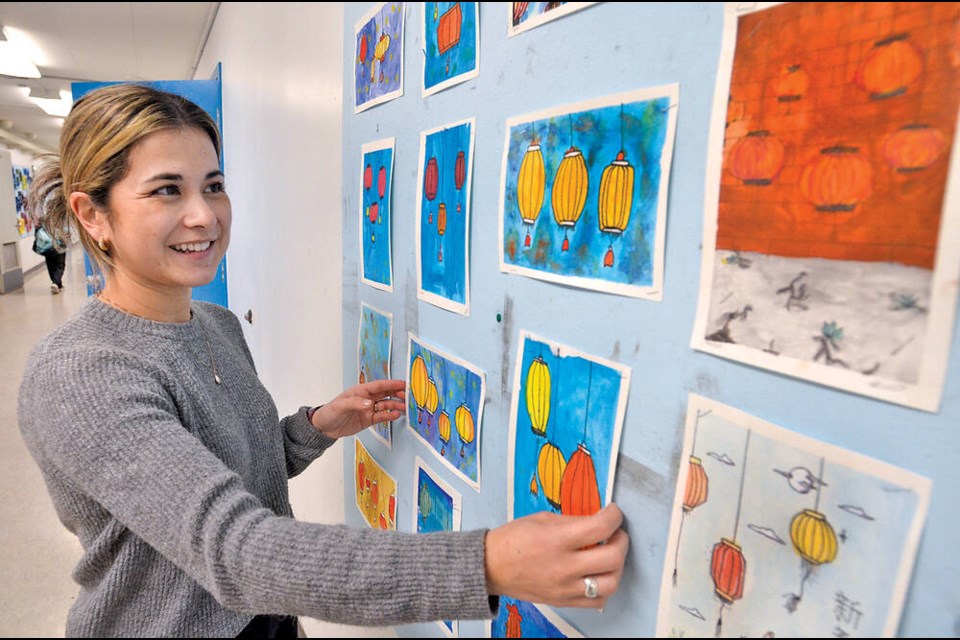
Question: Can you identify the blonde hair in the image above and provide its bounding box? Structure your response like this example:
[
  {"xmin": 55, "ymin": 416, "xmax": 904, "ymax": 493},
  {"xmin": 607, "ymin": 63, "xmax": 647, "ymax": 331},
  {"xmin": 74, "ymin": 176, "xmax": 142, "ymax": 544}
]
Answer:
[{"xmin": 29, "ymin": 84, "xmax": 221, "ymax": 273}]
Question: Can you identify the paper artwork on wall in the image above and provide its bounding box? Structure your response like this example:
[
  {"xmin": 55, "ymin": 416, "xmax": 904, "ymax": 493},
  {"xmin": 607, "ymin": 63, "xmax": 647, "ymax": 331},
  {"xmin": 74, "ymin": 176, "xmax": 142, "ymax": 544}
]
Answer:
[
  {"xmin": 13, "ymin": 165, "xmax": 32, "ymax": 237},
  {"xmin": 360, "ymin": 138, "xmax": 395, "ymax": 291},
  {"xmin": 422, "ymin": 2, "xmax": 480, "ymax": 98},
  {"xmin": 354, "ymin": 438, "xmax": 398, "ymax": 530},
  {"xmin": 507, "ymin": 330, "xmax": 630, "ymax": 521},
  {"xmin": 507, "ymin": 2, "xmax": 597, "ymax": 38},
  {"xmin": 406, "ymin": 333, "xmax": 485, "ymax": 491},
  {"xmin": 358, "ymin": 302, "xmax": 394, "ymax": 449},
  {"xmin": 691, "ymin": 2, "xmax": 960, "ymax": 412},
  {"xmin": 416, "ymin": 118, "xmax": 476, "ymax": 315},
  {"xmin": 354, "ymin": 2, "xmax": 404, "ymax": 113},
  {"xmin": 413, "ymin": 456, "xmax": 462, "ymax": 637},
  {"xmin": 499, "ymin": 85, "xmax": 679, "ymax": 300},
  {"xmin": 658, "ymin": 394, "xmax": 931, "ymax": 638},
  {"xmin": 485, "ymin": 596, "xmax": 583, "ymax": 638}
]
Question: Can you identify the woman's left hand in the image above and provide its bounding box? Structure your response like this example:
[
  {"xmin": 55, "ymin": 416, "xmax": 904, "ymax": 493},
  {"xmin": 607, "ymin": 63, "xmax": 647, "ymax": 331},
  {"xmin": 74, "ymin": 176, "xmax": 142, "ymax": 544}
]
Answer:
[{"xmin": 309, "ymin": 379, "xmax": 406, "ymax": 439}]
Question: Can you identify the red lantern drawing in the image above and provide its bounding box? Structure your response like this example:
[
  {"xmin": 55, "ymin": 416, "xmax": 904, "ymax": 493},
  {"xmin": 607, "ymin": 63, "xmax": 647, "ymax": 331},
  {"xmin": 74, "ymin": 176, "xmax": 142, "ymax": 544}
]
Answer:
[
  {"xmin": 425, "ymin": 157, "xmax": 439, "ymax": 224},
  {"xmin": 438, "ymin": 3, "xmax": 463, "ymax": 74},
  {"xmin": 800, "ymin": 146, "xmax": 873, "ymax": 212},
  {"xmin": 358, "ymin": 34, "xmax": 368, "ymax": 65},
  {"xmin": 855, "ymin": 33, "xmax": 924, "ymax": 100},
  {"xmin": 882, "ymin": 124, "xmax": 946, "ymax": 172},
  {"xmin": 728, "ymin": 131, "xmax": 784, "ymax": 186},
  {"xmin": 378, "ymin": 165, "xmax": 387, "ymax": 200},
  {"xmin": 364, "ymin": 163, "xmax": 373, "ymax": 191},
  {"xmin": 505, "ymin": 602, "xmax": 523, "ymax": 637},
  {"xmin": 774, "ymin": 64, "xmax": 808, "ymax": 103},
  {"xmin": 512, "ymin": 2, "xmax": 529, "ymax": 27},
  {"xmin": 368, "ymin": 202, "xmax": 379, "ymax": 224},
  {"xmin": 455, "ymin": 150, "xmax": 466, "ymax": 212},
  {"xmin": 712, "ymin": 538, "xmax": 746, "ymax": 603},
  {"xmin": 560, "ymin": 443, "xmax": 601, "ymax": 517}
]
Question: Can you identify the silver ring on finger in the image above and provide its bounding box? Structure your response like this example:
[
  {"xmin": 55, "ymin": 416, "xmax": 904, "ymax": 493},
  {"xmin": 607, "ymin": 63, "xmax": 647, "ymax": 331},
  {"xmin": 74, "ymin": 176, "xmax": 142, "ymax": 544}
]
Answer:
[{"xmin": 583, "ymin": 576, "xmax": 599, "ymax": 599}]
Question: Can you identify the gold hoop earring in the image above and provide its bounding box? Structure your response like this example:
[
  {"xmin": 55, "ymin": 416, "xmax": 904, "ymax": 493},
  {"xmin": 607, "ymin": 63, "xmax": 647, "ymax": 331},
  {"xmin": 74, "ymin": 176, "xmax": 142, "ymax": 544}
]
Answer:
[{"xmin": 98, "ymin": 238, "xmax": 110, "ymax": 252}]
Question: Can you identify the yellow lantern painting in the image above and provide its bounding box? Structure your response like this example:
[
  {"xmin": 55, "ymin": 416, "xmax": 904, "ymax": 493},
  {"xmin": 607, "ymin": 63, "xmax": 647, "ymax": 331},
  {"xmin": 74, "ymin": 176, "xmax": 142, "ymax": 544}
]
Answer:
[
  {"xmin": 517, "ymin": 140, "xmax": 546, "ymax": 248},
  {"xmin": 552, "ymin": 145, "xmax": 588, "ymax": 252},
  {"xmin": 525, "ymin": 355, "xmax": 551, "ymax": 437},
  {"xmin": 455, "ymin": 403, "xmax": 475, "ymax": 458},
  {"xmin": 425, "ymin": 378, "xmax": 440, "ymax": 427},
  {"xmin": 438, "ymin": 410, "xmax": 451, "ymax": 456},
  {"xmin": 598, "ymin": 150, "xmax": 635, "ymax": 268},
  {"xmin": 537, "ymin": 441, "xmax": 566, "ymax": 510},
  {"xmin": 410, "ymin": 355, "xmax": 429, "ymax": 424}
]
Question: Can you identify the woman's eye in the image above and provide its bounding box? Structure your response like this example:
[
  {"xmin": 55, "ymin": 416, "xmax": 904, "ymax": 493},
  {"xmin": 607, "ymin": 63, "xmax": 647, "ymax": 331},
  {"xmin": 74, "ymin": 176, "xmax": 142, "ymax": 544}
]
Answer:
[
  {"xmin": 155, "ymin": 184, "xmax": 180, "ymax": 196},
  {"xmin": 206, "ymin": 182, "xmax": 226, "ymax": 194}
]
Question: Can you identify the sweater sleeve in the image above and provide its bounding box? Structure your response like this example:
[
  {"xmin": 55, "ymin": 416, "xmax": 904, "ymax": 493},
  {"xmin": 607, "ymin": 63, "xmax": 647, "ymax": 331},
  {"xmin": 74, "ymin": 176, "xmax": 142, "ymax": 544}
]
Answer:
[{"xmin": 18, "ymin": 346, "xmax": 495, "ymax": 626}]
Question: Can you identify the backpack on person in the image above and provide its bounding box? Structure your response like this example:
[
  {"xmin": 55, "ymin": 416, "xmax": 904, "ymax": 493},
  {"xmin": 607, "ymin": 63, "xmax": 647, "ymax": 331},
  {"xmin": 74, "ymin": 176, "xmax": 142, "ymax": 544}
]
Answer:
[{"xmin": 32, "ymin": 226, "xmax": 66, "ymax": 257}]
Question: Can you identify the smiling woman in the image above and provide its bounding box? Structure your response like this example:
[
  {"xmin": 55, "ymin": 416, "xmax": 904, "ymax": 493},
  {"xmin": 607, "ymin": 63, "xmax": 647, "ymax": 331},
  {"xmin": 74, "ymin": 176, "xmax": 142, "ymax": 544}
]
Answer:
[{"xmin": 17, "ymin": 83, "xmax": 629, "ymax": 639}]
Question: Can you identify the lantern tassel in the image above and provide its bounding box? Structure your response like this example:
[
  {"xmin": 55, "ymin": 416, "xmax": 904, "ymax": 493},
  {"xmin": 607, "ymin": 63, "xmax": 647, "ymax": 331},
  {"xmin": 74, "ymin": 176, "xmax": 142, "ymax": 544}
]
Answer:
[
  {"xmin": 438, "ymin": 249, "xmax": 443, "ymax": 262},
  {"xmin": 525, "ymin": 230, "xmax": 531, "ymax": 247},
  {"xmin": 604, "ymin": 246, "xmax": 614, "ymax": 268},
  {"xmin": 716, "ymin": 603, "xmax": 725, "ymax": 637},
  {"xmin": 562, "ymin": 233, "xmax": 570, "ymax": 252}
]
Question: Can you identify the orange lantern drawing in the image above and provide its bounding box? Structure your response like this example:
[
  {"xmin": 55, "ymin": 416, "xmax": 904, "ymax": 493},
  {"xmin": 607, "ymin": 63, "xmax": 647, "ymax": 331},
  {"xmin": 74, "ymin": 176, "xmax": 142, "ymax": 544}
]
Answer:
[
  {"xmin": 882, "ymin": 124, "xmax": 946, "ymax": 172},
  {"xmin": 560, "ymin": 443, "xmax": 601, "ymax": 517},
  {"xmin": 728, "ymin": 130, "xmax": 784, "ymax": 186},
  {"xmin": 425, "ymin": 156, "xmax": 439, "ymax": 224},
  {"xmin": 855, "ymin": 33, "xmax": 924, "ymax": 100},
  {"xmin": 800, "ymin": 146, "xmax": 873, "ymax": 212},
  {"xmin": 537, "ymin": 441, "xmax": 566, "ymax": 510},
  {"xmin": 437, "ymin": 3, "xmax": 463, "ymax": 74},
  {"xmin": 711, "ymin": 429, "xmax": 751, "ymax": 637},
  {"xmin": 774, "ymin": 64, "xmax": 808, "ymax": 103},
  {"xmin": 672, "ymin": 410, "xmax": 710, "ymax": 586},
  {"xmin": 505, "ymin": 602, "xmax": 523, "ymax": 638},
  {"xmin": 455, "ymin": 150, "xmax": 466, "ymax": 213}
]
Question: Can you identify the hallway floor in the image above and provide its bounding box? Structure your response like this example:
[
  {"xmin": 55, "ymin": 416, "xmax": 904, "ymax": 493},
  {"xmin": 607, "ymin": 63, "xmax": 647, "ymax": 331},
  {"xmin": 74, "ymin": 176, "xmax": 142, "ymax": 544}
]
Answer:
[{"xmin": 2, "ymin": 250, "xmax": 86, "ymax": 638}]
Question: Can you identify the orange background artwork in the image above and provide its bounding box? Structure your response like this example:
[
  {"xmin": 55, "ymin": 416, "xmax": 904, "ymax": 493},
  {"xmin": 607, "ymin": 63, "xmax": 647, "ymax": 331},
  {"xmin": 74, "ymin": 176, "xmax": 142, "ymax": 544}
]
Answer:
[{"xmin": 718, "ymin": 2, "xmax": 960, "ymax": 269}]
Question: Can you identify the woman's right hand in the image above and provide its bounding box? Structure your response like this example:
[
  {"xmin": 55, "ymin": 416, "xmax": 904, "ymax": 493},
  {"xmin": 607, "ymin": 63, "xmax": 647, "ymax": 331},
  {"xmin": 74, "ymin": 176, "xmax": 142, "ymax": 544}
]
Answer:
[{"xmin": 484, "ymin": 503, "xmax": 629, "ymax": 609}]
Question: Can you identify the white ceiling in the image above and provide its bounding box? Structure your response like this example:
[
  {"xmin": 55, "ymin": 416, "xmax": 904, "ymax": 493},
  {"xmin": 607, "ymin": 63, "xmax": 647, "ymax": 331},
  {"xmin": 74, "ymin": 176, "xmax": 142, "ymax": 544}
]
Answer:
[{"xmin": 0, "ymin": 2, "xmax": 219, "ymax": 154}]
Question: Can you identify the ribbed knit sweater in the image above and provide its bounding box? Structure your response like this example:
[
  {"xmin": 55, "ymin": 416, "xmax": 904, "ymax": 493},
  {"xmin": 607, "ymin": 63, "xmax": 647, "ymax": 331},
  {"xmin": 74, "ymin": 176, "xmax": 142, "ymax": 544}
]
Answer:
[{"xmin": 18, "ymin": 299, "xmax": 494, "ymax": 637}]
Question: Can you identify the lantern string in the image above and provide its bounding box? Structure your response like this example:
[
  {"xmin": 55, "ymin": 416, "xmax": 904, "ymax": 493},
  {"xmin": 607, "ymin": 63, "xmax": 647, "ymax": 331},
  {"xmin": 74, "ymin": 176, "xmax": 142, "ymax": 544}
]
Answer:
[
  {"xmin": 814, "ymin": 456, "xmax": 825, "ymax": 512},
  {"xmin": 620, "ymin": 103, "xmax": 625, "ymax": 154},
  {"xmin": 732, "ymin": 429, "xmax": 752, "ymax": 540},
  {"xmin": 581, "ymin": 361, "xmax": 593, "ymax": 442}
]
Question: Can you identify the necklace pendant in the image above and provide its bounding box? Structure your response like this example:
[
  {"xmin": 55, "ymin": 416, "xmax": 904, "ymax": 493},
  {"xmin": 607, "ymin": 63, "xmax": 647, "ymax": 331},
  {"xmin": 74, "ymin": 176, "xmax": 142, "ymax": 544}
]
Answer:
[{"xmin": 214, "ymin": 372, "xmax": 222, "ymax": 385}]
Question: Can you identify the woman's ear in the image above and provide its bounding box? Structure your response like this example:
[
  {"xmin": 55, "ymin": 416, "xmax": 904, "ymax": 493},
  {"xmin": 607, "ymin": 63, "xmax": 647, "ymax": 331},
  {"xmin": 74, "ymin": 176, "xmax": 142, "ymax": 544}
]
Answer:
[{"xmin": 69, "ymin": 192, "xmax": 108, "ymax": 241}]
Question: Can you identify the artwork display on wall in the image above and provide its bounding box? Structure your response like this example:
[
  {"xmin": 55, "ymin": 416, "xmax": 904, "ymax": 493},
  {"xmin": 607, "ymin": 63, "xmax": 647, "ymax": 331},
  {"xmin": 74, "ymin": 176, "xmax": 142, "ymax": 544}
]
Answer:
[
  {"xmin": 416, "ymin": 118, "xmax": 476, "ymax": 315},
  {"xmin": 691, "ymin": 1, "xmax": 960, "ymax": 411},
  {"xmin": 658, "ymin": 394, "xmax": 931, "ymax": 638},
  {"xmin": 13, "ymin": 165, "xmax": 32, "ymax": 237},
  {"xmin": 354, "ymin": 438, "xmax": 399, "ymax": 530},
  {"xmin": 486, "ymin": 596, "xmax": 583, "ymax": 638},
  {"xmin": 354, "ymin": 2, "xmax": 405, "ymax": 113},
  {"xmin": 507, "ymin": 330, "xmax": 630, "ymax": 521},
  {"xmin": 358, "ymin": 302, "xmax": 394, "ymax": 448},
  {"xmin": 507, "ymin": 2, "xmax": 597, "ymax": 38},
  {"xmin": 406, "ymin": 333, "xmax": 485, "ymax": 491},
  {"xmin": 422, "ymin": 2, "xmax": 479, "ymax": 97},
  {"xmin": 413, "ymin": 457, "xmax": 462, "ymax": 637},
  {"xmin": 499, "ymin": 85, "xmax": 679, "ymax": 300},
  {"xmin": 360, "ymin": 138, "xmax": 395, "ymax": 291}
]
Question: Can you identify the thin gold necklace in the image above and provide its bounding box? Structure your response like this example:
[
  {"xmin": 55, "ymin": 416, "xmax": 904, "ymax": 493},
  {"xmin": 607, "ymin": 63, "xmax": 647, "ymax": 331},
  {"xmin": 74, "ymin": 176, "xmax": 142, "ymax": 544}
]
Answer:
[{"xmin": 97, "ymin": 292, "xmax": 222, "ymax": 385}]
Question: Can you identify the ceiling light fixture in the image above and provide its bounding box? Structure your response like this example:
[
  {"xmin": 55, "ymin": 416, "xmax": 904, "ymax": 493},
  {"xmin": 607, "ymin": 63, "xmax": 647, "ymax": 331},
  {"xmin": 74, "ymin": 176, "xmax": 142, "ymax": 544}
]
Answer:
[
  {"xmin": 28, "ymin": 89, "xmax": 73, "ymax": 118},
  {"xmin": 0, "ymin": 23, "xmax": 41, "ymax": 78}
]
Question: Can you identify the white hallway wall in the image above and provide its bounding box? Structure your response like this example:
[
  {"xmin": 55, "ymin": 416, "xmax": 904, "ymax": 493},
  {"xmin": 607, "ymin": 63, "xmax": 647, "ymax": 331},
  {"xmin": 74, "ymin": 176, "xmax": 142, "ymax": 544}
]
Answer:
[{"xmin": 196, "ymin": 4, "xmax": 392, "ymax": 637}]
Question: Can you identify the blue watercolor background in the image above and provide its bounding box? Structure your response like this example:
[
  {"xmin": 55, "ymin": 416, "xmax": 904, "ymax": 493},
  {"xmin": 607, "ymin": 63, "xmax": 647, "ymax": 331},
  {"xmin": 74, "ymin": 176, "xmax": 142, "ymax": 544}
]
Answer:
[
  {"xmin": 420, "ymin": 121, "xmax": 472, "ymax": 306},
  {"xmin": 502, "ymin": 97, "xmax": 671, "ymax": 288},
  {"xmin": 407, "ymin": 337, "xmax": 482, "ymax": 484},
  {"xmin": 512, "ymin": 335, "xmax": 623, "ymax": 519},
  {"xmin": 355, "ymin": 2, "xmax": 404, "ymax": 109},
  {"xmin": 361, "ymin": 146, "xmax": 394, "ymax": 287},
  {"xmin": 423, "ymin": 2, "xmax": 478, "ymax": 92}
]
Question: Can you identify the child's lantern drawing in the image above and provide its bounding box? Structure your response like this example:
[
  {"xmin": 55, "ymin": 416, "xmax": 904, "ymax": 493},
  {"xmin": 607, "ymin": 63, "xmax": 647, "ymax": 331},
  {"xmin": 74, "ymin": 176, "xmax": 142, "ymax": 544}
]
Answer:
[
  {"xmin": 509, "ymin": 331, "xmax": 630, "ymax": 522},
  {"xmin": 500, "ymin": 86, "xmax": 678, "ymax": 301},
  {"xmin": 354, "ymin": 2, "xmax": 404, "ymax": 113},
  {"xmin": 692, "ymin": 2, "xmax": 960, "ymax": 411},
  {"xmin": 406, "ymin": 334, "xmax": 484, "ymax": 490},
  {"xmin": 658, "ymin": 394, "xmax": 932, "ymax": 637}
]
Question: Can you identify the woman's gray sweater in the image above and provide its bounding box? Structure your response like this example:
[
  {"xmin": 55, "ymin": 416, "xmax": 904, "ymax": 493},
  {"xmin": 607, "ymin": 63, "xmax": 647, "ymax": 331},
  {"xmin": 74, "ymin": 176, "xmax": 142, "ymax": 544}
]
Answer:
[{"xmin": 18, "ymin": 299, "xmax": 493, "ymax": 637}]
